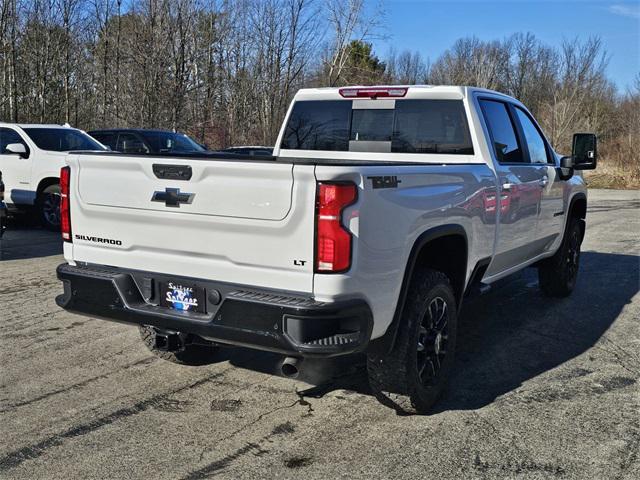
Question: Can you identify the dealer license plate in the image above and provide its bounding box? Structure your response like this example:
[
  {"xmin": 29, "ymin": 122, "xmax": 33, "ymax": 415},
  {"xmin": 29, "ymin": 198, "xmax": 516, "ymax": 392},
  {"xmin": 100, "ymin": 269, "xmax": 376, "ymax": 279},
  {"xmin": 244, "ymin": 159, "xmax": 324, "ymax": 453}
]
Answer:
[{"xmin": 160, "ymin": 281, "xmax": 206, "ymax": 313}]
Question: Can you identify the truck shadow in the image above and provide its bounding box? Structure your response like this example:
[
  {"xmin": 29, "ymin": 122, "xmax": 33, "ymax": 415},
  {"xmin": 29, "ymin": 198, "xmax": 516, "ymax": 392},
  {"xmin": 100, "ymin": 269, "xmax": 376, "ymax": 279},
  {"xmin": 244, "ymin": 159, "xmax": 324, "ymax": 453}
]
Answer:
[
  {"xmin": 227, "ymin": 250, "xmax": 639, "ymax": 413},
  {"xmin": 0, "ymin": 217, "xmax": 62, "ymax": 261},
  {"xmin": 433, "ymin": 250, "xmax": 639, "ymax": 412}
]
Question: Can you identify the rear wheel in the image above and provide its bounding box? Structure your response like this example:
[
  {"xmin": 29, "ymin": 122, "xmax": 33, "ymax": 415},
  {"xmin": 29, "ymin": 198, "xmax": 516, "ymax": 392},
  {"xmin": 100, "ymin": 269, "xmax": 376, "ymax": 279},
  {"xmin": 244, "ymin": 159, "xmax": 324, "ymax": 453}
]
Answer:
[
  {"xmin": 367, "ymin": 269, "xmax": 458, "ymax": 415},
  {"xmin": 538, "ymin": 217, "xmax": 584, "ymax": 297},
  {"xmin": 38, "ymin": 184, "xmax": 61, "ymax": 231},
  {"xmin": 139, "ymin": 326, "xmax": 219, "ymax": 365}
]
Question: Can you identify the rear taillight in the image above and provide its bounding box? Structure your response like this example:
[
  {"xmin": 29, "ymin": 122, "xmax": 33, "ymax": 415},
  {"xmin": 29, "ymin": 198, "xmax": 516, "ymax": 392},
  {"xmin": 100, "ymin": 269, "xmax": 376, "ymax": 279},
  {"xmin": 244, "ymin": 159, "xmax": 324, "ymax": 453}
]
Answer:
[
  {"xmin": 60, "ymin": 166, "xmax": 71, "ymax": 242},
  {"xmin": 315, "ymin": 182, "xmax": 357, "ymax": 273}
]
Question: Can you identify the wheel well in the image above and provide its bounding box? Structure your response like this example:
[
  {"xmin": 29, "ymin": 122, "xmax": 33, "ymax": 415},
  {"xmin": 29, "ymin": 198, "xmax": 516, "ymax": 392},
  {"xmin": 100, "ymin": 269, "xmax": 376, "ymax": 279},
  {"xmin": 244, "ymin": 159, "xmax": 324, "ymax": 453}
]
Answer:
[
  {"xmin": 568, "ymin": 195, "xmax": 587, "ymax": 241},
  {"xmin": 36, "ymin": 177, "xmax": 59, "ymax": 198},
  {"xmin": 571, "ymin": 196, "xmax": 587, "ymax": 219},
  {"xmin": 366, "ymin": 227, "xmax": 468, "ymax": 356},
  {"xmin": 413, "ymin": 234, "xmax": 467, "ymax": 305}
]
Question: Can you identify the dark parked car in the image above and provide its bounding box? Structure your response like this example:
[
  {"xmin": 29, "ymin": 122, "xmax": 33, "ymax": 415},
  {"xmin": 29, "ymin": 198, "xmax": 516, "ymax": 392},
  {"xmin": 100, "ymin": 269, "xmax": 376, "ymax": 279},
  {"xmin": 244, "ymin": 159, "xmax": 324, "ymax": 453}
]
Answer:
[
  {"xmin": 88, "ymin": 129, "xmax": 209, "ymax": 155},
  {"xmin": 221, "ymin": 146, "xmax": 273, "ymax": 156},
  {"xmin": 0, "ymin": 170, "xmax": 6, "ymax": 238}
]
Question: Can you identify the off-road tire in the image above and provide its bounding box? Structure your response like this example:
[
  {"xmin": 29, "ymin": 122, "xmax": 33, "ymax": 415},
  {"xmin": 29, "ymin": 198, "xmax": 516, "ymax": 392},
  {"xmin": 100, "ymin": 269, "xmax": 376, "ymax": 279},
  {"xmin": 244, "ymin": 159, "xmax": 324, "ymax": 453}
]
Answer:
[
  {"xmin": 538, "ymin": 217, "xmax": 584, "ymax": 297},
  {"xmin": 139, "ymin": 326, "xmax": 219, "ymax": 365},
  {"xmin": 367, "ymin": 269, "xmax": 458, "ymax": 415},
  {"xmin": 37, "ymin": 184, "xmax": 61, "ymax": 231}
]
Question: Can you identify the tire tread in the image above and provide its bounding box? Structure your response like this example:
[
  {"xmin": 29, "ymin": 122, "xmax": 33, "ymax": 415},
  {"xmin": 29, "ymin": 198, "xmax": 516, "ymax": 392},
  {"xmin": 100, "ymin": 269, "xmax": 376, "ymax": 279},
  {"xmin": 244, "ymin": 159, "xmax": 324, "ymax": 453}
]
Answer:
[
  {"xmin": 367, "ymin": 269, "xmax": 457, "ymax": 415},
  {"xmin": 538, "ymin": 217, "xmax": 584, "ymax": 297}
]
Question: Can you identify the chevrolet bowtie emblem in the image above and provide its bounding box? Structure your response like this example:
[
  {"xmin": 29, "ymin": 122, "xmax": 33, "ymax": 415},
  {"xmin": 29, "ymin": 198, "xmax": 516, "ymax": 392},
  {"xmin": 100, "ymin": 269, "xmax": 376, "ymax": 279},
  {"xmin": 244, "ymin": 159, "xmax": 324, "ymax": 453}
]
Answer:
[{"xmin": 151, "ymin": 188, "xmax": 195, "ymax": 207}]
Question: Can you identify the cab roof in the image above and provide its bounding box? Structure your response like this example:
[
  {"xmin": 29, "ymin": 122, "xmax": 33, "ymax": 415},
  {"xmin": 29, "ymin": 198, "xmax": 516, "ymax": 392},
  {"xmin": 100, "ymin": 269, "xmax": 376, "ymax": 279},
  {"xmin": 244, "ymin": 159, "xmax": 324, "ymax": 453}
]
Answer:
[
  {"xmin": 292, "ymin": 85, "xmax": 515, "ymax": 102},
  {"xmin": 87, "ymin": 128, "xmax": 180, "ymax": 134},
  {"xmin": 0, "ymin": 123, "xmax": 75, "ymax": 129}
]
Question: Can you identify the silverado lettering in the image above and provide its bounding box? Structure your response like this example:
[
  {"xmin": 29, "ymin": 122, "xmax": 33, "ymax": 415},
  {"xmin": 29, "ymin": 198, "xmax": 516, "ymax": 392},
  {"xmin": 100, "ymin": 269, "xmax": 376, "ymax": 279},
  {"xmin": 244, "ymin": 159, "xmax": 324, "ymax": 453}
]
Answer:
[{"xmin": 74, "ymin": 234, "xmax": 122, "ymax": 246}]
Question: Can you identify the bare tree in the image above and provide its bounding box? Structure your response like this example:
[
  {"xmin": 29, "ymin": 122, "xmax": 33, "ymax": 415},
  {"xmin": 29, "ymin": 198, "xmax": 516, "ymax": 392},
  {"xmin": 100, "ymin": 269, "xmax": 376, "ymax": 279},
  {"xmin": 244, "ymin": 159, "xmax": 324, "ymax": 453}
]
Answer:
[
  {"xmin": 252, "ymin": 0, "xmax": 320, "ymax": 143},
  {"xmin": 387, "ymin": 48, "xmax": 427, "ymax": 84},
  {"xmin": 323, "ymin": 0, "xmax": 384, "ymax": 86},
  {"xmin": 0, "ymin": 0, "xmax": 21, "ymax": 121},
  {"xmin": 505, "ymin": 32, "xmax": 557, "ymax": 112},
  {"xmin": 0, "ymin": 3, "xmax": 635, "ymax": 186},
  {"xmin": 429, "ymin": 37, "xmax": 509, "ymax": 90}
]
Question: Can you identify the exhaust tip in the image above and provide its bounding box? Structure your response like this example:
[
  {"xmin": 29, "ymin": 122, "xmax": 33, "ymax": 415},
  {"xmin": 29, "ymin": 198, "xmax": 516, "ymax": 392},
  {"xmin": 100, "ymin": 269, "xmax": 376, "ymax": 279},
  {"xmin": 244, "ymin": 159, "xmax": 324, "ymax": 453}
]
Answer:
[{"xmin": 281, "ymin": 356, "xmax": 301, "ymax": 378}]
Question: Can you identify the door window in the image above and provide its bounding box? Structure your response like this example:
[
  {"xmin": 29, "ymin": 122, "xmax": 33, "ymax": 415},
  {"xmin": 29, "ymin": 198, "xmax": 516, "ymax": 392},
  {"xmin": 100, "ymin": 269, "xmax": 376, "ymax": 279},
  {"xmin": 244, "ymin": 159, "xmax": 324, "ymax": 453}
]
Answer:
[
  {"xmin": 23, "ymin": 128, "xmax": 104, "ymax": 151},
  {"xmin": 515, "ymin": 108, "xmax": 550, "ymax": 164},
  {"xmin": 92, "ymin": 132, "xmax": 118, "ymax": 150},
  {"xmin": 138, "ymin": 131, "xmax": 206, "ymax": 153},
  {"xmin": 0, "ymin": 128, "xmax": 28, "ymax": 154},
  {"xmin": 479, "ymin": 100, "xmax": 524, "ymax": 163},
  {"xmin": 116, "ymin": 133, "xmax": 148, "ymax": 153}
]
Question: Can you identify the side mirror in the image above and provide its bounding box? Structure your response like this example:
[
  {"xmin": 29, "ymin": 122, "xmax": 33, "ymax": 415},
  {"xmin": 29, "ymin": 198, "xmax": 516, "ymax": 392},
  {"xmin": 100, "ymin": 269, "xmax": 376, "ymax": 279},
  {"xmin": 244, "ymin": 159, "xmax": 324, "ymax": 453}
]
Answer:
[
  {"xmin": 558, "ymin": 155, "xmax": 574, "ymax": 181},
  {"xmin": 5, "ymin": 143, "xmax": 27, "ymax": 158},
  {"xmin": 571, "ymin": 133, "xmax": 597, "ymax": 170},
  {"xmin": 560, "ymin": 156, "xmax": 573, "ymax": 169}
]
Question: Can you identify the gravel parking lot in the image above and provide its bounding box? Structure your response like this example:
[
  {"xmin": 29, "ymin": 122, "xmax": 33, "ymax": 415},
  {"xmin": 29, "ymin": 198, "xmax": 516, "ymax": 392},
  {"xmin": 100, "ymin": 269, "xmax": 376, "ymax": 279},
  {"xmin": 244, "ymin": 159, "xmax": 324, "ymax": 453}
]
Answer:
[{"xmin": 1, "ymin": 189, "xmax": 638, "ymax": 480}]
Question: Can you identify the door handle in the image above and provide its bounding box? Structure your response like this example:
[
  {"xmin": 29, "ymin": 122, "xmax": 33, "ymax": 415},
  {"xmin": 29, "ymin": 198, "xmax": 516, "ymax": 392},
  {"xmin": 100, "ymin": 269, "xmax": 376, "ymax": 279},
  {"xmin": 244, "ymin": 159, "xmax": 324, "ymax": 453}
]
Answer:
[{"xmin": 539, "ymin": 176, "xmax": 548, "ymax": 187}]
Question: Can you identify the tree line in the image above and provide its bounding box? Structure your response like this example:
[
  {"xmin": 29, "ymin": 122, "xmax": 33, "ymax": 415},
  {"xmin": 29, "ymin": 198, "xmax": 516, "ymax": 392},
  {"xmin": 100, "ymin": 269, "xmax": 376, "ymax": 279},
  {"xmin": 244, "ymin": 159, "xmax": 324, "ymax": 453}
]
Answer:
[{"xmin": 1, "ymin": 0, "xmax": 637, "ymax": 185}]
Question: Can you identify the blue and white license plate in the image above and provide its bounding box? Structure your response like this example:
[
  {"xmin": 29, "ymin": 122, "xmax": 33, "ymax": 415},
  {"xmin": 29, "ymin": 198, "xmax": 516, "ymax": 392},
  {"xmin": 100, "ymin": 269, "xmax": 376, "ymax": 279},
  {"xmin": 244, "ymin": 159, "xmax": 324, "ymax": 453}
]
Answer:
[{"xmin": 160, "ymin": 281, "xmax": 206, "ymax": 313}]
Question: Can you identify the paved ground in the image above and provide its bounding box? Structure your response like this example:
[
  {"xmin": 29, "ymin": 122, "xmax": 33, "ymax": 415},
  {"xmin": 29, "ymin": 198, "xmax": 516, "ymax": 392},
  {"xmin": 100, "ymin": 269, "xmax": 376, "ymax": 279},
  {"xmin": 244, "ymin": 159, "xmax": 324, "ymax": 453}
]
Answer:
[{"xmin": 0, "ymin": 189, "xmax": 638, "ymax": 480}]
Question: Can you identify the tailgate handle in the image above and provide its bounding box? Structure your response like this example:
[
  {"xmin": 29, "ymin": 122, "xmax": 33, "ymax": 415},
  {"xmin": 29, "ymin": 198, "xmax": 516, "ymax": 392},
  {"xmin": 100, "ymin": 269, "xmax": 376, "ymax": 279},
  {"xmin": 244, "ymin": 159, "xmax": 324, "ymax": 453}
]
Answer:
[{"xmin": 153, "ymin": 164, "xmax": 192, "ymax": 181}]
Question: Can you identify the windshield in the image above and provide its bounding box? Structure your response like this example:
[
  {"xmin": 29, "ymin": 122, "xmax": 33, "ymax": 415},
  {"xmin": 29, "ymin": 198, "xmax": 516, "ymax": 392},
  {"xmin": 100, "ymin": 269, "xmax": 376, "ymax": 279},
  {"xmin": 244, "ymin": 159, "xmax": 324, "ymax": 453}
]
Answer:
[
  {"xmin": 281, "ymin": 99, "xmax": 474, "ymax": 154},
  {"xmin": 139, "ymin": 131, "xmax": 205, "ymax": 153},
  {"xmin": 23, "ymin": 128, "xmax": 106, "ymax": 152}
]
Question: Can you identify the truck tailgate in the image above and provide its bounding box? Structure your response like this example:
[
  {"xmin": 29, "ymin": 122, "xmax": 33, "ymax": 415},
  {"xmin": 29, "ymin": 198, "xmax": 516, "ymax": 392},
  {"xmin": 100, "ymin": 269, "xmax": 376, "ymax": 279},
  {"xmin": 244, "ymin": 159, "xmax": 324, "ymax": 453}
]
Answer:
[{"xmin": 65, "ymin": 154, "xmax": 316, "ymax": 293}]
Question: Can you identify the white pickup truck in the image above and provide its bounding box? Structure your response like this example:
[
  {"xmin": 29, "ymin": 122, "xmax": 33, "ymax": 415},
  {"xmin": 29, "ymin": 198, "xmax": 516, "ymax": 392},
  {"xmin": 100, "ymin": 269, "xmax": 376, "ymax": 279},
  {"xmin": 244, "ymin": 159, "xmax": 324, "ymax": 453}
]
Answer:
[
  {"xmin": 56, "ymin": 86, "xmax": 597, "ymax": 413},
  {"xmin": 0, "ymin": 123, "xmax": 106, "ymax": 229}
]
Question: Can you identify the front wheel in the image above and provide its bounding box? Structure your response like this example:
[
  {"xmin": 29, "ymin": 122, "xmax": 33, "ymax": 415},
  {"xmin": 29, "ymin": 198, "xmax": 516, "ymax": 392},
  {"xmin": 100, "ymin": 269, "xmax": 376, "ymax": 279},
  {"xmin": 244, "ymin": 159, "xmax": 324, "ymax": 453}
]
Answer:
[
  {"xmin": 38, "ymin": 184, "xmax": 61, "ymax": 231},
  {"xmin": 367, "ymin": 269, "xmax": 458, "ymax": 415},
  {"xmin": 538, "ymin": 217, "xmax": 584, "ymax": 297}
]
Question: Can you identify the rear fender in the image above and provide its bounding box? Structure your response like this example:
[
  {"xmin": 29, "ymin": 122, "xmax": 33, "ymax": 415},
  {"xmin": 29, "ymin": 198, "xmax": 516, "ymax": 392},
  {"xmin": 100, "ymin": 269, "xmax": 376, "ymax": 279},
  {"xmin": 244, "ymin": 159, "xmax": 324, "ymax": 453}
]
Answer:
[{"xmin": 367, "ymin": 224, "xmax": 468, "ymax": 356}]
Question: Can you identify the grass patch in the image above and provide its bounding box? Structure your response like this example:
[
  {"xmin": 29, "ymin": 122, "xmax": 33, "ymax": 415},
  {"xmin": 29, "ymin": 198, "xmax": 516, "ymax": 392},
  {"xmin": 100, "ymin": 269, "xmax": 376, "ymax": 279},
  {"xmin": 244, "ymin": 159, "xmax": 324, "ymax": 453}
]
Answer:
[{"xmin": 584, "ymin": 162, "xmax": 640, "ymax": 190}]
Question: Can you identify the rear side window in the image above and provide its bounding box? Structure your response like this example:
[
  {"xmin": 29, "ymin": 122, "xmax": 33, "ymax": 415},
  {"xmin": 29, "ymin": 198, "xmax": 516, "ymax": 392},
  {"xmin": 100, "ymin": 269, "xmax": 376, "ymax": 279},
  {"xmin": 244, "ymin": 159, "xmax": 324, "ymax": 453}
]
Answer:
[
  {"xmin": 281, "ymin": 99, "xmax": 474, "ymax": 154},
  {"xmin": 91, "ymin": 132, "xmax": 117, "ymax": 150},
  {"xmin": 117, "ymin": 133, "xmax": 149, "ymax": 154},
  {"xmin": 393, "ymin": 100, "xmax": 473, "ymax": 154},
  {"xmin": 139, "ymin": 131, "xmax": 205, "ymax": 153},
  {"xmin": 479, "ymin": 100, "xmax": 524, "ymax": 163},
  {"xmin": 281, "ymin": 101, "xmax": 351, "ymax": 151}
]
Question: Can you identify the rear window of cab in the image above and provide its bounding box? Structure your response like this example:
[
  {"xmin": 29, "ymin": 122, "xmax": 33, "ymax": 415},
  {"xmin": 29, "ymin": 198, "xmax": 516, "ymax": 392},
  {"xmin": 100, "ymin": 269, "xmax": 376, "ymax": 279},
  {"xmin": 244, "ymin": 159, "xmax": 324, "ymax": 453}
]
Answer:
[{"xmin": 280, "ymin": 99, "xmax": 474, "ymax": 154}]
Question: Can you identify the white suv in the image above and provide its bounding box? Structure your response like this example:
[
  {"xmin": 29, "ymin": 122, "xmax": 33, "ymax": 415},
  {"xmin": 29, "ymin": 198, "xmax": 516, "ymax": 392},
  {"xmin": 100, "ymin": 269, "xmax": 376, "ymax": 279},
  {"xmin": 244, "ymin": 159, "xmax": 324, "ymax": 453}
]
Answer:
[{"xmin": 0, "ymin": 123, "xmax": 106, "ymax": 229}]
